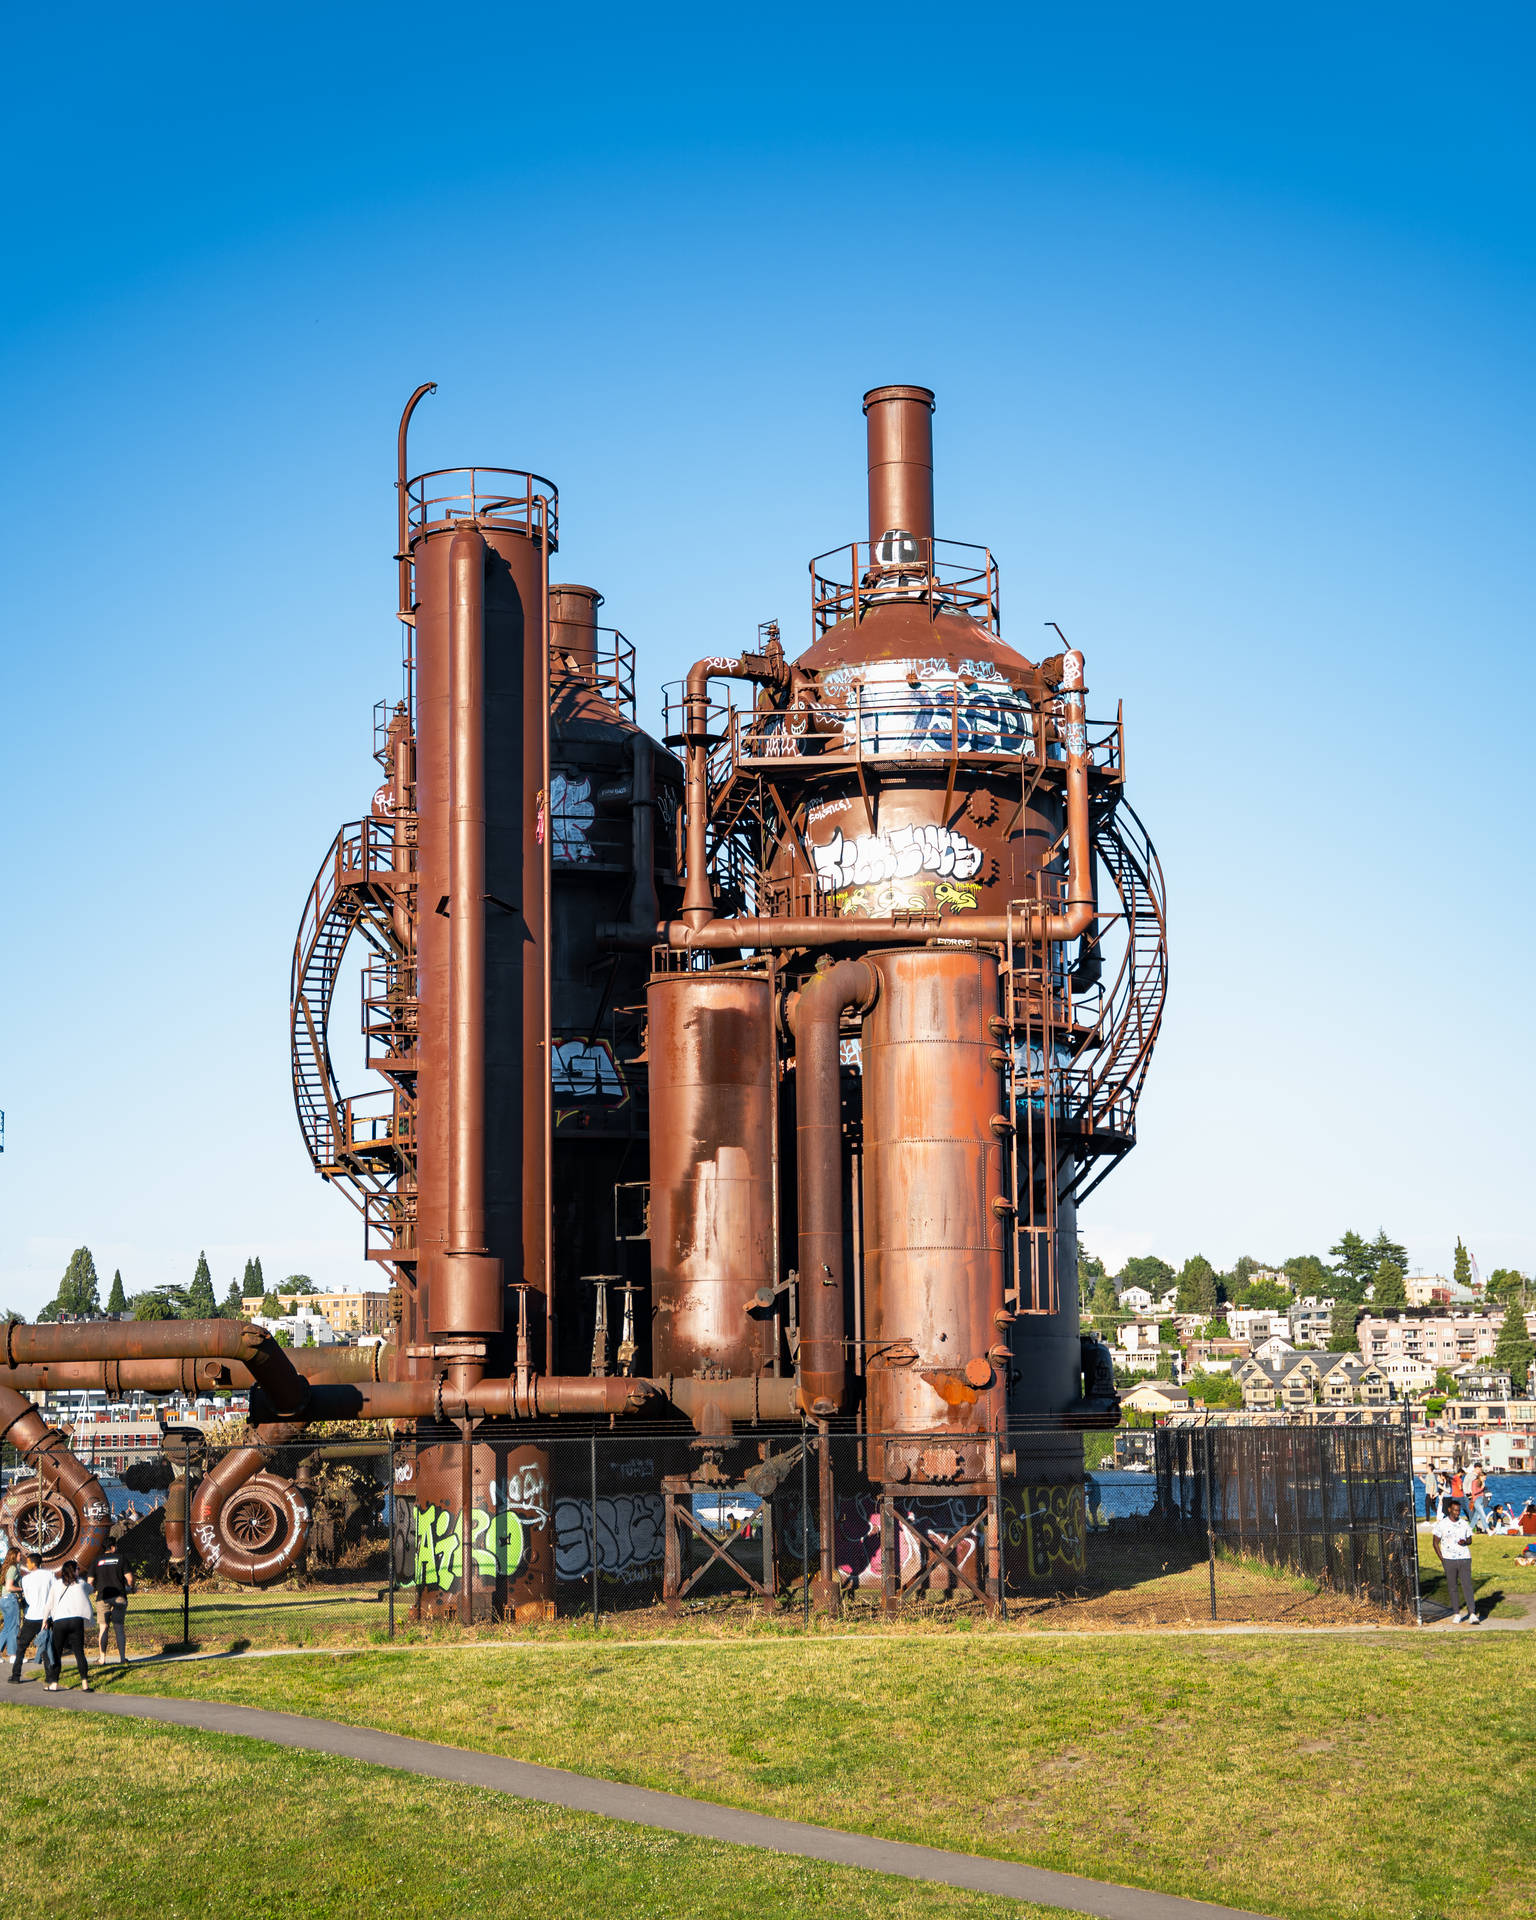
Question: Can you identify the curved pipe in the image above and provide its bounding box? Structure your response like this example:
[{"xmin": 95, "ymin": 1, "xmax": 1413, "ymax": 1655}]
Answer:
[
  {"xmin": 6, "ymin": 1319, "xmax": 311, "ymax": 1418},
  {"xmin": 597, "ymin": 731, "xmax": 660, "ymax": 947},
  {"xmin": 396, "ymin": 381, "xmax": 437, "ymax": 621},
  {"xmin": 0, "ymin": 1386, "xmax": 111, "ymax": 1572},
  {"xmin": 189, "ymin": 1422, "xmax": 312, "ymax": 1586},
  {"xmin": 788, "ymin": 960, "xmax": 879, "ymax": 1415},
  {"xmin": 679, "ymin": 646, "xmax": 790, "ymax": 930}
]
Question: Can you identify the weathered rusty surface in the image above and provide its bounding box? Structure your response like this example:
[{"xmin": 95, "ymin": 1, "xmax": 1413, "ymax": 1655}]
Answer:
[
  {"xmin": 411, "ymin": 1439, "xmax": 553, "ymax": 1622},
  {"xmin": 646, "ymin": 972, "xmax": 776, "ymax": 1381},
  {"xmin": 861, "ymin": 947, "xmax": 1007, "ymax": 1482},
  {"xmin": 190, "ymin": 1434, "xmax": 312, "ymax": 1587},
  {"xmin": 548, "ymin": 582, "xmax": 601, "ymax": 678},
  {"xmin": 6, "ymin": 1319, "xmax": 310, "ymax": 1416},
  {"xmin": 789, "ymin": 959, "xmax": 878, "ymax": 1415},
  {"xmin": 0, "ymin": 1386, "xmax": 112, "ymax": 1571}
]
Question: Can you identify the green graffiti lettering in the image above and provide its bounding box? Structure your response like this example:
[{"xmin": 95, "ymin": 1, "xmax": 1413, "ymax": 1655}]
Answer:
[{"xmin": 415, "ymin": 1500, "xmax": 529, "ymax": 1590}]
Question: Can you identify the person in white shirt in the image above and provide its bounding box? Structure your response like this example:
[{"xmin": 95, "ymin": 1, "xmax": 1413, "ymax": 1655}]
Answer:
[
  {"xmin": 41, "ymin": 1559, "xmax": 95, "ymax": 1690},
  {"xmin": 7, "ymin": 1552, "xmax": 59, "ymax": 1683},
  {"xmin": 1430, "ymin": 1497, "xmax": 1478, "ymax": 1624}
]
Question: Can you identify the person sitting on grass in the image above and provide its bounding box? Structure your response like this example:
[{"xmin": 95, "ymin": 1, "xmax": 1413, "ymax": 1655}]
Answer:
[
  {"xmin": 1430, "ymin": 1498, "xmax": 1478, "ymax": 1625},
  {"xmin": 1515, "ymin": 1504, "xmax": 1536, "ymax": 1567}
]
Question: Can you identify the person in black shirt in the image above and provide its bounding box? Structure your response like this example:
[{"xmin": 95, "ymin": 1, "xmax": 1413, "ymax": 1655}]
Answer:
[{"xmin": 93, "ymin": 1545, "xmax": 134, "ymax": 1666}]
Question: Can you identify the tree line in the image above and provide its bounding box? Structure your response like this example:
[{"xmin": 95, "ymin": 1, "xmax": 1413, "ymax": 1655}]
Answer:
[
  {"xmin": 1081, "ymin": 1229, "xmax": 1533, "ymax": 1390},
  {"xmin": 7, "ymin": 1248, "xmax": 320, "ymax": 1326}
]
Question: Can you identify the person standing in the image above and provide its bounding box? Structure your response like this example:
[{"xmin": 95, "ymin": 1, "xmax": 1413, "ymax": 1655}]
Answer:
[
  {"xmin": 41, "ymin": 1559, "xmax": 94, "ymax": 1690},
  {"xmin": 7, "ymin": 1552, "xmax": 58, "ymax": 1681},
  {"xmin": 92, "ymin": 1541, "xmax": 134, "ymax": 1666},
  {"xmin": 1465, "ymin": 1463, "xmax": 1490, "ymax": 1532},
  {"xmin": 1430, "ymin": 1497, "xmax": 1478, "ymax": 1624},
  {"xmin": 1421, "ymin": 1466, "xmax": 1441, "ymax": 1521},
  {"xmin": 0, "ymin": 1555, "xmax": 21, "ymax": 1665}
]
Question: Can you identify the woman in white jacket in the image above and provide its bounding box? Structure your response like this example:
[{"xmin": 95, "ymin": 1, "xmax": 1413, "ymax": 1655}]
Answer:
[{"xmin": 42, "ymin": 1560, "xmax": 95, "ymax": 1691}]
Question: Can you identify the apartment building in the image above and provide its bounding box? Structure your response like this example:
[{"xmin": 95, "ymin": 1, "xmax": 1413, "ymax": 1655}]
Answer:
[
  {"xmin": 240, "ymin": 1289, "xmax": 391, "ymax": 1336},
  {"xmin": 1355, "ymin": 1307, "xmax": 1512, "ymax": 1373}
]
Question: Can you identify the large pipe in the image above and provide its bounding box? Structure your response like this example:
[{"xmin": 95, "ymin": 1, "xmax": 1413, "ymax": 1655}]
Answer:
[
  {"xmin": 864, "ymin": 384, "xmax": 935, "ymax": 552},
  {"xmin": 597, "ymin": 731, "xmax": 660, "ymax": 946},
  {"xmin": 5, "ymin": 1319, "xmax": 310, "ymax": 1417},
  {"xmin": 548, "ymin": 582, "xmax": 602, "ymax": 679},
  {"xmin": 0, "ymin": 1342, "xmax": 392, "ymax": 1397},
  {"xmin": 259, "ymin": 1372, "xmax": 800, "ymax": 1428},
  {"xmin": 789, "ymin": 959, "xmax": 878, "ymax": 1415},
  {"xmin": 679, "ymin": 646, "xmax": 790, "ymax": 930},
  {"xmin": 0, "ymin": 1386, "xmax": 111, "ymax": 1572},
  {"xmin": 437, "ymin": 520, "xmax": 502, "ymax": 1350},
  {"xmin": 189, "ymin": 1422, "xmax": 312, "ymax": 1586}
]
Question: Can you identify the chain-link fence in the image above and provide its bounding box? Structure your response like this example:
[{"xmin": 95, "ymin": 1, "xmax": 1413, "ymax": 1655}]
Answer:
[{"xmin": 0, "ymin": 1415, "xmax": 1420, "ymax": 1657}]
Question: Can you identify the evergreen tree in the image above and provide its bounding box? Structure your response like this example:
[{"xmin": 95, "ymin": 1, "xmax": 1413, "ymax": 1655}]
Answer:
[
  {"xmin": 1175, "ymin": 1255, "xmax": 1218, "ymax": 1315},
  {"xmin": 1493, "ymin": 1305, "xmax": 1533, "ymax": 1392},
  {"xmin": 252, "ymin": 1255, "xmax": 265, "ymax": 1294},
  {"xmin": 241, "ymin": 1257, "xmax": 259, "ymax": 1298},
  {"xmin": 218, "ymin": 1278, "xmax": 244, "ymax": 1318},
  {"xmin": 1283, "ymin": 1253, "xmax": 1332, "ymax": 1296},
  {"xmin": 1371, "ymin": 1259, "xmax": 1407, "ymax": 1309},
  {"xmin": 261, "ymin": 1290, "xmax": 284, "ymax": 1316},
  {"xmin": 50, "ymin": 1247, "xmax": 102, "ymax": 1319},
  {"xmin": 1453, "ymin": 1238, "xmax": 1472, "ymax": 1289},
  {"xmin": 106, "ymin": 1269, "xmax": 127, "ymax": 1315},
  {"xmin": 1489, "ymin": 1269, "xmax": 1530, "ymax": 1311},
  {"xmin": 1328, "ymin": 1231, "xmax": 1374, "ymax": 1300},
  {"xmin": 187, "ymin": 1251, "xmax": 217, "ymax": 1319},
  {"xmin": 1092, "ymin": 1271, "xmax": 1119, "ymax": 1319},
  {"xmin": 1327, "ymin": 1300, "xmax": 1361, "ymax": 1352},
  {"xmin": 1369, "ymin": 1229, "xmax": 1409, "ymax": 1274},
  {"xmin": 130, "ymin": 1290, "xmax": 175, "ymax": 1322}
]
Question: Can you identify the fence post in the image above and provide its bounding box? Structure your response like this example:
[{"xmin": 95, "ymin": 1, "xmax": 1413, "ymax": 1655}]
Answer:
[
  {"xmin": 1404, "ymin": 1413, "xmax": 1423, "ymax": 1626},
  {"xmin": 1203, "ymin": 1419, "xmax": 1217, "ymax": 1622},
  {"xmin": 992, "ymin": 1418, "xmax": 1008, "ymax": 1622},
  {"xmin": 387, "ymin": 1425, "xmax": 396, "ymax": 1641},
  {"xmin": 589, "ymin": 1430, "xmax": 600, "ymax": 1627},
  {"xmin": 182, "ymin": 1435, "xmax": 192, "ymax": 1649},
  {"xmin": 800, "ymin": 1421, "xmax": 810, "ymax": 1628}
]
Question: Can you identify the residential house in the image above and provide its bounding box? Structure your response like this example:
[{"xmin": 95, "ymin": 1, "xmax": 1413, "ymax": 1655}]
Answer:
[
  {"xmin": 1117, "ymin": 1286, "xmax": 1155, "ymax": 1315},
  {"xmin": 1119, "ymin": 1382, "xmax": 1193, "ymax": 1416},
  {"xmin": 1251, "ymin": 1333, "xmax": 1298, "ymax": 1365},
  {"xmin": 1248, "ymin": 1268, "xmax": 1290, "ymax": 1290},
  {"xmin": 1183, "ymin": 1338, "xmax": 1250, "ymax": 1376},
  {"xmin": 1238, "ymin": 1351, "xmax": 1391, "ymax": 1411},
  {"xmin": 1227, "ymin": 1308, "xmax": 1289, "ymax": 1344},
  {"xmin": 250, "ymin": 1310, "xmax": 342, "ymax": 1348},
  {"xmin": 1117, "ymin": 1320, "xmax": 1161, "ymax": 1354},
  {"xmin": 1288, "ymin": 1297, "xmax": 1336, "ymax": 1350},
  {"xmin": 1376, "ymin": 1356, "xmax": 1436, "ymax": 1399},
  {"xmin": 1404, "ymin": 1274, "xmax": 1477, "ymax": 1308}
]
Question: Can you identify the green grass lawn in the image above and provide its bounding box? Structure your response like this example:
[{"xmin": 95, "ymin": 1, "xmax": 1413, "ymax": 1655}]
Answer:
[
  {"xmin": 1415, "ymin": 1529, "xmax": 1536, "ymax": 1616},
  {"xmin": 85, "ymin": 1633, "xmax": 1534, "ymax": 1920},
  {"xmin": 0, "ymin": 1706, "xmax": 1055, "ymax": 1920}
]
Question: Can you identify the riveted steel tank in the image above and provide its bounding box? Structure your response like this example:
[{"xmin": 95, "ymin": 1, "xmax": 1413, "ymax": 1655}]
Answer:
[{"xmin": 646, "ymin": 971, "xmax": 776, "ymax": 1380}]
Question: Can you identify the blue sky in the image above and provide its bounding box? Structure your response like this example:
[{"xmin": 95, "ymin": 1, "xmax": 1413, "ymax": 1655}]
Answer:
[{"xmin": 3, "ymin": 5, "xmax": 1532, "ymax": 1311}]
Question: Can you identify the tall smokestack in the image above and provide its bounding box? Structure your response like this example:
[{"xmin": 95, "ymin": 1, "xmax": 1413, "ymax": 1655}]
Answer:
[
  {"xmin": 863, "ymin": 384, "xmax": 935, "ymax": 553},
  {"xmin": 548, "ymin": 583, "xmax": 602, "ymax": 678}
]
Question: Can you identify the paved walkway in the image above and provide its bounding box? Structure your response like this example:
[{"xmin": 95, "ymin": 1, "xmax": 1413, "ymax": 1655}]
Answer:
[{"xmin": 5, "ymin": 1683, "xmax": 1279, "ymax": 1920}]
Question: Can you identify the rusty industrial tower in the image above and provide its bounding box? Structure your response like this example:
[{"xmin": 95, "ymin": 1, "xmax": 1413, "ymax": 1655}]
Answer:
[{"xmin": 1, "ymin": 385, "xmax": 1166, "ymax": 1617}]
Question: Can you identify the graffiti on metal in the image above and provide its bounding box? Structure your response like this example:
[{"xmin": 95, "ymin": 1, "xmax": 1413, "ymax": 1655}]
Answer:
[
  {"xmin": 414, "ymin": 1464, "xmax": 549, "ymax": 1592},
  {"xmin": 554, "ymin": 1492, "xmax": 665, "ymax": 1586},
  {"xmin": 1004, "ymin": 1482, "xmax": 1086, "ymax": 1577},
  {"xmin": 812, "ymin": 823, "xmax": 983, "ymax": 895}
]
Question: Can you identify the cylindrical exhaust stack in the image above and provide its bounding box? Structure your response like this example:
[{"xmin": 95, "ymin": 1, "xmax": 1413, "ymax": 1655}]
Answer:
[
  {"xmin": 548, "ymin": 583, "xmax": 602, "ymax": 678},
  {"xmin": 863, "ymin": 383, "xmax": 935, "ymax": 554}
]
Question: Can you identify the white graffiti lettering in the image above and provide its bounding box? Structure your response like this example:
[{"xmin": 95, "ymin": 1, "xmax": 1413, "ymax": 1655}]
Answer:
[
  {"xmin": 811, "ymin": 823, "xmax": 984, "ymax": 895},
  {"xmin": 551, "ymin": 1039, "xmax": 625, "ymax": 1101},
  {"xmin": 550, "ymin": 772, "xmax": 595, "ymax": 862}
]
